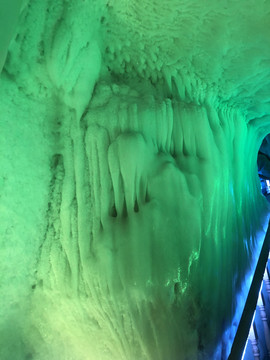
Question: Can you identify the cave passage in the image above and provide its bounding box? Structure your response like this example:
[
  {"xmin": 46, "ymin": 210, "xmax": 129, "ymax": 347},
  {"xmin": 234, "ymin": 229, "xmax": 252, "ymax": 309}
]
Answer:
[{"xmin": 258, "ymin": 134, "xmax": 270, "ymax": 202}]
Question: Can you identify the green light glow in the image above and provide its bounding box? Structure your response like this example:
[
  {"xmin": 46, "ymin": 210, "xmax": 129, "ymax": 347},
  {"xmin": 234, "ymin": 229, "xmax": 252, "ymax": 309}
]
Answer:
[
  {"xmin": 0, "ymin": 0, "xmax": 22, "ymax": 72},
  {"xmin": 1, "ymin": 1, "xmax": 270, "ymax": 359}
]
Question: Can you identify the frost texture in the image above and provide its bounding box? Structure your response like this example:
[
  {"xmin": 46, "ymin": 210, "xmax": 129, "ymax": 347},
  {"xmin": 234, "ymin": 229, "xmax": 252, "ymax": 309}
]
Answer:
[{"xmin": 1, "ymin": 1, "xmax": 270, "ymax": 359}]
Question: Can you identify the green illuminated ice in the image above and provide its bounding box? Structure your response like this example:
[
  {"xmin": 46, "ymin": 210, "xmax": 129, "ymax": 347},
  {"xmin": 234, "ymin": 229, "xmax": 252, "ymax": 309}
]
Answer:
[{"xmin": 1, "ymin": 0, "xmax": 270, "ymax": 359}]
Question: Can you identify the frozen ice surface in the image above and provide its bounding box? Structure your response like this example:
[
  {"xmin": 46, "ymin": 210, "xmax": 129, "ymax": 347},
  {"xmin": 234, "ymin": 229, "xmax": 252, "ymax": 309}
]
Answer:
[{"xmin": 1, "ymin": 1, "xmax": 270, "ymax": 359}]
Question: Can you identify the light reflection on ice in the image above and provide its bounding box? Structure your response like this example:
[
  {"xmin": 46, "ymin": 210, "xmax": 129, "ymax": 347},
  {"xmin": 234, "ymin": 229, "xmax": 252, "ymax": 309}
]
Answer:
[{"xmin": 215, "ymin": 216, "xmax": 269, "ymax": 358}]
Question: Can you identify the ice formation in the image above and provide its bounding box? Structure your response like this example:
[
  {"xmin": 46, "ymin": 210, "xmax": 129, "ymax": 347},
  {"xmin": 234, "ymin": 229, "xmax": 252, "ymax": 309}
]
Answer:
[{"xmin": 1, "ymin": 0, "xmax": 270, "ymax": 359}]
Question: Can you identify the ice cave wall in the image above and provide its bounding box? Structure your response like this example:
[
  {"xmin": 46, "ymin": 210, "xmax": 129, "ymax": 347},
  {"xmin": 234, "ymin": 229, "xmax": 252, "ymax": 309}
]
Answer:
[
  {"xmin": 0, "ymin": 0, "xmax": 23, "ymax": 72},
  {"xmin": 1, "ymin": 0, "xmax": 270, "ymax": 359}
]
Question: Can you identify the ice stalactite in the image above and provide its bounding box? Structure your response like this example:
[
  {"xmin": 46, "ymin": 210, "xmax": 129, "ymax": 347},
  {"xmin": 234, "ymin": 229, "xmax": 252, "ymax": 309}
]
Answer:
[
  {"xmin": 1, "ymin": 0, "xmax": 270, "ymax": 359},
  {"xmin": 35, "ymin": 86, "xmax": 268, "ymax": 358}
]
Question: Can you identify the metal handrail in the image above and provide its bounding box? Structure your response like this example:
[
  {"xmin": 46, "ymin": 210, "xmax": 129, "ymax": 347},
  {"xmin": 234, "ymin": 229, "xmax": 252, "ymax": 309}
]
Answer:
[{"xmin": 228, "ymin": 221, "xmax": 270, "ymax": 360}]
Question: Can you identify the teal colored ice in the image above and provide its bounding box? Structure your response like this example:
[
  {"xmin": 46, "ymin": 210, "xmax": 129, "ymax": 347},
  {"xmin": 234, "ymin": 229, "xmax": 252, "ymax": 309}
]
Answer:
[{"xmin": 1, "ymin": 1, "xmax": 270, "ymax": 359}]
